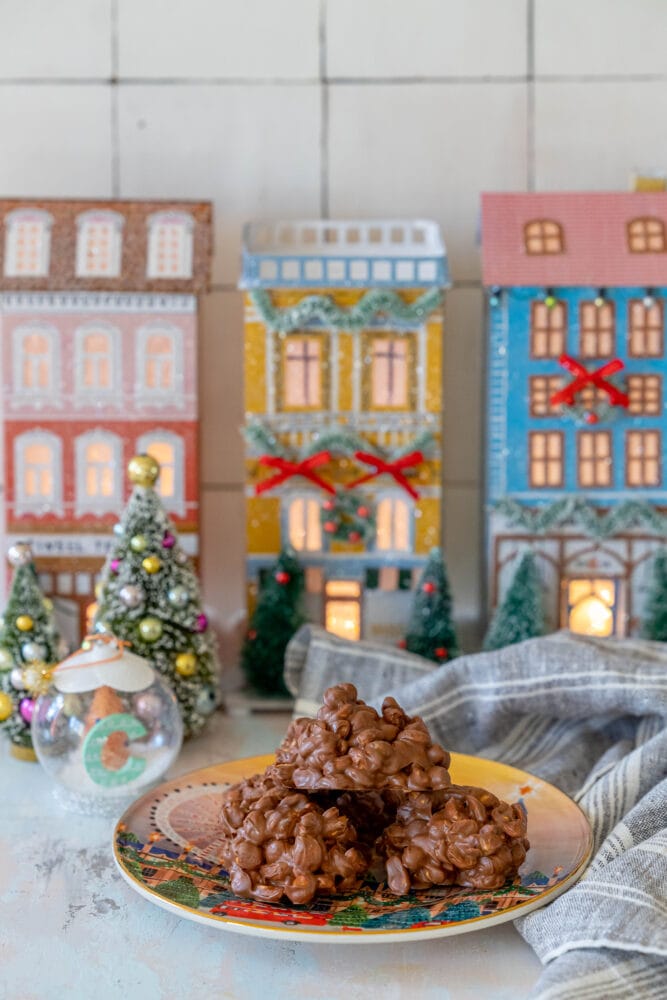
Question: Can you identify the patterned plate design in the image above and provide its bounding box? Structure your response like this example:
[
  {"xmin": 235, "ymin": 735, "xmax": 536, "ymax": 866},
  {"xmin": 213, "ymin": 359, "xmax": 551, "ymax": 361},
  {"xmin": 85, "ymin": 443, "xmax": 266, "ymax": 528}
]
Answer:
[{"xmin": 113, "ymin": 753, "xmax": 593, "ymax": 943}]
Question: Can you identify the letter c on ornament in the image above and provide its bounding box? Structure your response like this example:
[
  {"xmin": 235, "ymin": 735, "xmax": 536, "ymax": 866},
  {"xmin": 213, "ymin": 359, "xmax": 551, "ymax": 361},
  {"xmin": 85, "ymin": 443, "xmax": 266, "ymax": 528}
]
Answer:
[{"xmin": 82, "ymin": 712, "xmax": 148, "ymax": 787}]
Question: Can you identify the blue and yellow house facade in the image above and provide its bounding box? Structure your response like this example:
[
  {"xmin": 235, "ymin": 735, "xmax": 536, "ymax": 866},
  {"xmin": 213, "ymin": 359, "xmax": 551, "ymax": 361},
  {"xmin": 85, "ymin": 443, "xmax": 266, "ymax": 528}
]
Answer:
[
  {"xmin": 482, "ymin": 192, "xmax": 667, "ymax": 637},
  {"xmin": 240, "ymin": 220, "xmax": 448, "ymax": 643}
]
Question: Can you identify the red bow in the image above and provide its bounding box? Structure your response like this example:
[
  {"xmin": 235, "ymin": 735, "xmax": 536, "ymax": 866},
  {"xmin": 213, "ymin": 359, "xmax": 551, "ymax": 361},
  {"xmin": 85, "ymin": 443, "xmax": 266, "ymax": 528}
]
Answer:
[
  {"xmin": 347, "ymin": 451, "xmax": 424, "ymax": 500},
  {"xmin": 254, "ymin": 451, "xmax": 336, "ymax": 495},
  {"xmin": 550, "ymin": 354, "xmax": 629, "ymax": 408}
]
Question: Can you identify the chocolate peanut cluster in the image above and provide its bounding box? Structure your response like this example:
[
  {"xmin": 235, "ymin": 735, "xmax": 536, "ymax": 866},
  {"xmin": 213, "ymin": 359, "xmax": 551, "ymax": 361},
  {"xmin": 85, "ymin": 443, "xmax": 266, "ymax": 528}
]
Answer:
[{"xmin": 215, "ymin": 684, "xmax": 529, "ymax": 905}]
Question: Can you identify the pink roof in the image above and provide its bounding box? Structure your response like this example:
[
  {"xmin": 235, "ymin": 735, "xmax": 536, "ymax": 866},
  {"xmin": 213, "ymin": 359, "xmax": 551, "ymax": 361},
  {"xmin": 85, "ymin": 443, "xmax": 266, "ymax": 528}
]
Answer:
[{"xmin": 481, "ymin": 192, "xmax": 667, "ymax": 287}]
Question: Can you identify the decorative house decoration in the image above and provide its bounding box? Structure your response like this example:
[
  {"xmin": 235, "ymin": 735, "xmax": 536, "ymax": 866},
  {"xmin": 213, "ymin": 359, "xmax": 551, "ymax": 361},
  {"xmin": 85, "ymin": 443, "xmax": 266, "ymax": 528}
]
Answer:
[
  {"xmin": 32, "ymin": 633, "xmax": 183, "ymax": 815},
  {"xmin": 241, "ymin": 220, "xmax": 448, "ymax": 645},
  {"xmin": 93, "ymin": 456, "xmax": 220, "ymax": 739},
  {"xmin": 0, "ymin": 198, "xmax": 213, "ymax": 643},
  {"xmin": 641, "ymin": 548, "xmax": 667, "ymax": 641},
  {"xmin": 403, "ymin": 548, "xmax": 459, "ymax": 663},
  {"xmin": 482, "ymin": 192, "xmax": 667, "ymax": 639},
  {"xmin": 483, "ymin": 551, "xmax": 545, "ymax": 651}
]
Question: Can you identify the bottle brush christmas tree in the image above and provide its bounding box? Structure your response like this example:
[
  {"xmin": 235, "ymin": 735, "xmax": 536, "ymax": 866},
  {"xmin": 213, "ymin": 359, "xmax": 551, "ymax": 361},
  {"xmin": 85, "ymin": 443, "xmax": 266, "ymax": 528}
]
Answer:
[
  {"xmin": 404, "ymin": 548, "xmax": 460, "ymax": 663},
  {"xmin": 241, "ymin": 547, "xmax": 305, "ymax": 696},
  {"xmin": 641, "ymin": 548, "xmax": 667, "ymax": 642},
  {"xmin": 483, "ymin": 550, "xmax": 545, "ymax": 651},
  {"xmin": 0, "ymin": 542, "xmax": 64, "ymax": 761},
  {"xmin": 94, "ymin": 455, "xmax": 220, "ymax": 738}
]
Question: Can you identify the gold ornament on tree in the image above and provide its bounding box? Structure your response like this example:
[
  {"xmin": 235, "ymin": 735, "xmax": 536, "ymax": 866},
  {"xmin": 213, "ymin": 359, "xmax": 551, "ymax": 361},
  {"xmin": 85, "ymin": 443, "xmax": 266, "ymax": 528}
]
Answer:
[
  {"xmin": 142, "ymin": 555, "xmax": 162, "ymax": 575},
  {"xmin": 175, "ymin": 652, "xmax": 197, "ymax": 677},
  {"xmin": 127, "ymin": 454, "xmax": 160, "ymax": 488},
  {"xmin": 0, "ymin": 691, "xmax": 13, "ymax": 721},
  {"xmin": 16, "ymin": 615, "xmax": 33, "ymax": 632},
  {"xmin": 138, "ymin": 617, "xmax": 163, "ymax": 642}
]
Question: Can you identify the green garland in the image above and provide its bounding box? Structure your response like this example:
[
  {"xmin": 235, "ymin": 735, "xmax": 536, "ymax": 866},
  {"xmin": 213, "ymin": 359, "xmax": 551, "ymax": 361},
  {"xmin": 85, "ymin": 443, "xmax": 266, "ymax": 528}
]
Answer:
[
  {"xmin": 245, "ymin": 419, "xmax": 436, "ymax": 465},
  {"xmin": 494, "ymin": 497, "xmax": 667, "ymax": 541},
  {"xmin": 250, "ymin": 287, "xmax": 443, "ymax": 334},
  {"xmin": 321, "ymin": 491, "xmax": 375, "ymax": 544}
]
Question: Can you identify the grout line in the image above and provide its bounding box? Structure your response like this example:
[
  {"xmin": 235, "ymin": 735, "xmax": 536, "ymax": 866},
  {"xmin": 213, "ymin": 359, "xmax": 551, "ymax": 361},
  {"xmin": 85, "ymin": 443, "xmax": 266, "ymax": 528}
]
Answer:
[
  {"xmin": 319, "ymin": 0, "xmax": 329, "ymax": 218},
  {"xmin": 526, "ymin": 0, "xmax": 535, "ymax": 190},
  {"xmin": 110, "ymin": 0, "xmax": 120, "ymax": 197}
]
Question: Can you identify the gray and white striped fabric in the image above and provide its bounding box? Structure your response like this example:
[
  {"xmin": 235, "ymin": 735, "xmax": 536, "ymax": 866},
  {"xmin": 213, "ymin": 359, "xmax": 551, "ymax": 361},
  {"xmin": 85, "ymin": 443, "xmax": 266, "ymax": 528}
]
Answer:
[{"xmin": 284, "ymin": 626, "xmax": 667, "ymax": 999}]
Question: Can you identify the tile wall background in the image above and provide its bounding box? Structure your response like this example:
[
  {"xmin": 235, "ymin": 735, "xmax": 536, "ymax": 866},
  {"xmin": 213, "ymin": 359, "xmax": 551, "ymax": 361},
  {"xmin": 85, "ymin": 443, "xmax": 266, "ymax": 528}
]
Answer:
[{"xmin": 1, "ymin": 0, "xmax": 666, "ymax": 666}]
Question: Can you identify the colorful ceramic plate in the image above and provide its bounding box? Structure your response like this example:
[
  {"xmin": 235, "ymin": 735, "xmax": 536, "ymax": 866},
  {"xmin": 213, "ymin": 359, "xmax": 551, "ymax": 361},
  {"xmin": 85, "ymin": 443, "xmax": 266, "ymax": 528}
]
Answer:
[{"xmin": 113, "ymin": 752, "xmax": 593, "ymax": 943}]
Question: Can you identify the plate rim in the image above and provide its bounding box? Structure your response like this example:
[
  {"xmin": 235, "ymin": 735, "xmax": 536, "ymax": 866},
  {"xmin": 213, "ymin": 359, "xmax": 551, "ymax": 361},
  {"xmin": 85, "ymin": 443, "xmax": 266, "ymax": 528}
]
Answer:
[{"xmin": 112, "ymin": 752, "xmax": 594, "ymax": 944}]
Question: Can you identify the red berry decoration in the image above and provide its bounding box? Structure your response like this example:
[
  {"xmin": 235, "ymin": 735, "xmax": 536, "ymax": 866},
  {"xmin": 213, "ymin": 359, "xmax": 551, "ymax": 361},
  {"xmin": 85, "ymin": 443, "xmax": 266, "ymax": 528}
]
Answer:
[
  {"xmin": 585, "ymin": 412, "xmax": 599, "ymax": 425},
  {"xmin": 435, "ymin": 646, "xmax": 448, "ymax": 659},
  {"xmin": 422, "ymin": 581, "xmax": 437, "ymax": 594},
  {"xmin": 275, "ymin": 571, "xmax": 290, "ymax": 585},
  {"xmin": 247, "ymin": 629, "xmax": 257, "ymax": 641},
  {"xmin": 323, "ymin": 520, "xmax": 337, "ymax": 533},
  {"xmin": 357, "ymin": 506, "xmax": 369, "ymax": 518},
  {"xmin": 322, "ymin": 500, "xmax": 335, "ymax": 511},
  {"xmin": 348, "ymin": 531, "xmax": 361, "ymax": 543},
  {"xmin": 397, "ymin": 638, "xmax": 407, "ymax": 649}
]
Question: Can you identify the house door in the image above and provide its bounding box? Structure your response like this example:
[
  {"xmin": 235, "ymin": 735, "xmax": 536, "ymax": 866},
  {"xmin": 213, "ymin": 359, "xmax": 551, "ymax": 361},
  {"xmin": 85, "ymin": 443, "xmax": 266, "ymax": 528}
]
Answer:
[
  {"xmin": 562, "ymin": 577, "xmax": 623, "ymax": 637},
  {"xmin": 324, "ymin": 579, "xmax": 361, "ymax": 641}
]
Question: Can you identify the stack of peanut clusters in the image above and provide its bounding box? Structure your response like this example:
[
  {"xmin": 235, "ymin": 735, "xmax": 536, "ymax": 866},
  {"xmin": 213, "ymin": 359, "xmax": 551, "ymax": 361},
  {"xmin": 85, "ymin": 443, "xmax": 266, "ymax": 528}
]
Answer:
[{"xmin": 216, "ymin": 684, "xmax": 529, "ymax": 905}]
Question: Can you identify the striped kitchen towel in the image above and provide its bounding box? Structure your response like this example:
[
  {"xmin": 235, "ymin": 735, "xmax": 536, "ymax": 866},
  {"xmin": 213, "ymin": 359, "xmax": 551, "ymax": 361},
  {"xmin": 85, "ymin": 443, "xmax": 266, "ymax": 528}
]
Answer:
[{"xmin": 285, "ymin": 626, "xmax": 667, "ymax": 999}]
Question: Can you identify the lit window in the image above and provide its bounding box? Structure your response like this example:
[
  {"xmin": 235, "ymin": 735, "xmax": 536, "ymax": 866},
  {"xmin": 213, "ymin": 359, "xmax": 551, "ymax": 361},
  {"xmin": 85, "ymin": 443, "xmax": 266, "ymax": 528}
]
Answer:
[
  {"xmin": 529, "ymin": 432, "xmax": 563, "ymax": 488},
  {"xmin": 531, "ymin": 301, "xmax": 567, "ymax": 357},
  {"xmin": 136, "ymin": 432, "xmax": 185, "ymax": 516},
  {"xmin": 376, "ymin": 497, "xmax": 411, "ymax": 551},
  {"xmin": 75, "ymin": 431, "xmax": 122, "ymax": 515},
  {"xmin": 627, "ymin": 375, "xmax": 661, "ymax": 415},
  {"xmin": 14, "ymin": 431, "xmax": 63, "ymax": 515},
  {"xmin": 13, "ymin": 325, "xmax": 58, "ymax": 399},
  {"xmin": 529, "ymin": 376, "xmax": 562, "ymax": 416},
  {"xmin": 324, "ymin": 580, "xmax": 361, "ymax": 641},
  {"xmin": 75, "ymin": 211, "xmax": 124, "ymax": 277},
  {"xmin": 282, "ymin": 336, "xmax": 324, "ymax": 409},
  {"xmin": 147, "ymin": 212, "xmax": 194, "ymax": 279},
  {"xmin": 627, "ymin": 217, "xmax": 666, "ymax": 253},
  {"xmin": 4, "ymin": 209, "xmax": 53, "ymax": 276},
  {"xmin": 524, "ymin": 220, "xmax": 564, "ymax": 255},
  {"xmin": 566, "ymin": 578, "xmax": 617, "ymax": 637},
  {"xmin": 136, "ymin": 326, "xmax": 183, "ymax": 402},
  {"xmin": 75, "ymin": 326, "xmax": 118, "ymax": 395},
  {"xmin": 370, "ymin": 336, "xmax": 410, "ymax": 408},
  {"xmin": 580, "ymin": 301, "xmax": 615, "ymax": 357},
  {"xmin": 288, "ymin": 497, "xmax": 322, "ymax": 552},
  {"xmin": 578, "ymin": 432, "xmax": 612, "ymax": 487},
  {"xmin": 626, "ymin": 430, "xmax": 661, "ymax": 487},
  {"xmin": 628, "ymin": 300, "xmax": 663, "ymax": 357}
]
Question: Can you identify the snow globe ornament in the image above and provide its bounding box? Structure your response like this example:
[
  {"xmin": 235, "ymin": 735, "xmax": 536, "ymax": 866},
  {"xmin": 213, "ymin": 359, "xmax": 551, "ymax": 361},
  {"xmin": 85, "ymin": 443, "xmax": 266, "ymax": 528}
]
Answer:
[{"xmin": 32, "ymin": 634, "xmax": 183, "ymax": 815}]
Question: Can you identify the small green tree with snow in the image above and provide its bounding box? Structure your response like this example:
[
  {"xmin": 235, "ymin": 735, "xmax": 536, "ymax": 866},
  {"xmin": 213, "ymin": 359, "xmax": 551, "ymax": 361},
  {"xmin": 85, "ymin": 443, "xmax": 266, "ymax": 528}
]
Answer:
[
  {"xmin": 94, "ymin": 456, "xmax": 219, "ymax": 738},
  {"xmin": 641, "ymin": 549, "xmax": 667, "ymax": 642},
  {"xmin": 483, "ymin": 551, "xmax": 545, "ymax": 651},
  {"xmin": 0, "ymin": 543, "xmax": 63, "ymax": 758},
  {"xmin": 404, "ymin": 548, "xmax": 459, "ymax": 663},
  {"xmin": 241, "ymin": 548, "xmax": 305, "ymax": 696}
]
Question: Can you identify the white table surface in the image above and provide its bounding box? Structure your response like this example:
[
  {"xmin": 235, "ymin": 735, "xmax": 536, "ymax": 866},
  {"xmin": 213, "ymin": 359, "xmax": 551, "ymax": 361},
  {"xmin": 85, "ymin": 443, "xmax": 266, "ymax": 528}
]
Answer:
[{"xmin": 0, "ymin": 710, "xmax": 542, "ymax": 1000}]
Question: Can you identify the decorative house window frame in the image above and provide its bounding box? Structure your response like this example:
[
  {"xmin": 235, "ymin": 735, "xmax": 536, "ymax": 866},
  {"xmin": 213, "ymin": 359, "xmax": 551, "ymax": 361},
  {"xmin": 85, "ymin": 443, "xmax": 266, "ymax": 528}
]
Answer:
[
  {"xmin": 579, "ymin": 300, "xmax": 615, "ymax": 357},
  {"xmin": 14, "ymin": 429, "xmax": 63, "ymax": 516},
  {"xmin": 75, "ymin": 429, "xmax": 123, "ymax": 516},
  {"xmin": 146, "ymin": 211, "xmax": 194, "ymax": 279},
  {"xmin": 529, "ymin": 375, "xmax": 563, "ymax": 416},
  {"xmin": 285, "ymin": 494, "xmax": 323, "ymax": 552},
  {"xmin": 135, "ymin": 323, "xmax": 184, "ymax": 406},
  {"xmin": 362, "ymin": 331, "xmax": 416, "ymax": 411},
  {"xmin": 74, "ymin": 323, "xmax": 121, "ymax": 401},
  {"xmin": 529, "ymin": 431, "xmax": 564, "ymax": 488},
  {"xmin": 12, "ymin": 323, "xmax": 60, "ymax": 404},
  {"xmin": 277, "ymin": 331, "xmax": 329, "ymax": 411},
  {"xmin": 324, "ymin": 578, "xmax": 362, "ymax": 641},
  {"xmin": 374, "ymin": 492, "xmax": 413, "ymax": 552},
  {"xmin": 627, "ymin": 374, "xmax": 662, "ymax": 416},
  {"xmin": 577, "ymin": 431, "xmax": 613, "ymax": 488},
  {"xmin": 4, "ymin": 208, "xmax": 53, "ymax": 277},
  {"xmin": 75, "ymin": 210, "xmax": 124, "ymax": 278},
  {"xmin": 524, "ymin": 219, "xmax": 564, "ymax": 255},
  {"xmin": 627, "ymin": 217, "xmax": 667, "ymax": 253},
  {"xmin": 626, "ymin": 430, "xmax": 661, "ymax": 487},
  {"xmin": 628, "ymin": 299, "xmax": 664, "ymax": 357},
  {"xmin": 136, "ymin": 430, "xmax": 185, "ymax": 516},
  {"xmin": 530, "ymin": 300, "xmax": 567, "ymax": 358}
]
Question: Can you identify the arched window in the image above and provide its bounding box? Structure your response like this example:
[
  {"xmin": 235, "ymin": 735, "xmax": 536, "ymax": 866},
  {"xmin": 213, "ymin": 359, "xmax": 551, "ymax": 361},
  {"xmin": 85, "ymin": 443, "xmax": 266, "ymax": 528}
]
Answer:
[
  {"xmin": 13, "ymin": 325, "xmax": 59, "ymax": 401},
  {"xmin": 524, "ymin": 220, "xmax": 564, "ymax": 255},
  {"xmin": 375, "ymin": 496, "xmax": 411, "ymax": 551},
  {"xmin": 14, "ymin": 430, "xmax": 63, "ymax": 515},
  {"xmin": 74, "ymin": 325, "xmax": 119, "ymax": 397},
  {"xmin": 4, "ymin": 209, "xmax": 53, "ymax": 276},
  {"xmin": 135, "ymin": 325, "xmax": 184, "ymax": 404},
  {"xmin": 136, "ymin": 431, "xmax": 185, "ymax": 516},
  {"xmin": 75, "ymin": 431, "xmax": 122, "ymax": 516},
  {"xmin": 627, "ymin": 217, "xmax": 666, "ymax": 253},
  {"xmin": 146, "ymin": 211, "xmax": 194, "ymax": 279},
  {"xmin": 287, "ymin": 496, "xmax": 322, "ymax": 551},
  {"xmin": 75, "ymin": 210, "xmax": 124, "ymax": 277}
]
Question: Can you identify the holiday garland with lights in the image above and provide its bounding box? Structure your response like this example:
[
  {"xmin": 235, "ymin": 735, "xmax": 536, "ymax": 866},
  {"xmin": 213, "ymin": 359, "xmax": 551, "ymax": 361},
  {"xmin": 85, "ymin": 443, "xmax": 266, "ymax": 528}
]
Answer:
[
  {"xmin": 250, "ymin": 287, "xmax": 442, "ymax": 334},
  {"xmin": 494, "ymin": 497, "xmax": 667, "ymax": 541},
  {"xmin": 93, "ymin": 455, "xmax": 220, "ymax": 738},
  {"xmin": 403, "ymin": 549, "xmax": 459, "ymax": 663},
  {"xmin": 0, "ymin": 543, "xmax": 64, "ymax": 759}
]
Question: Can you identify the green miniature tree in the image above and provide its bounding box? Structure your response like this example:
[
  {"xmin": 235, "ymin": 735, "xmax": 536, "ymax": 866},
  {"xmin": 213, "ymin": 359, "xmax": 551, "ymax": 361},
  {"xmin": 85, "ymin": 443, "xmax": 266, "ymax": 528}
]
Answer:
[
  {"xmin": 483, "ymin": 550, "xmax": 545, "ymax": 651},
  {"xmin": 0, "ymin": 543, "xmax": 63, "ymax": 759},
  {"xmin": 241, "ymin": 548, "xmax": 305, "ymax": 696},
  {"xmin": 93, "ymin": 455, "xmax": 220, "ymax": 738},
  {"xmin": 641, "ymin": 549, "xmax": 667, "ymax": 641},
  {"xmin": 404, "ymin": 548, "xmax": 460, "ymax": 663}
]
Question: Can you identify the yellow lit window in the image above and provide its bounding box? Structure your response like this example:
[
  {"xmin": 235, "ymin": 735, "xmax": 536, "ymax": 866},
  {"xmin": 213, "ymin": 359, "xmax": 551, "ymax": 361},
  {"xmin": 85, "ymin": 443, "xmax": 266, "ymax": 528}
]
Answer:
[
  {"xmin": 529, "ymin": 375, "xmax": 562, "ymax": 416},
  {"xmin": 371, "ymin": 337, "xmax": 408, "ymax": 407},
  {"xmin": 580, "ymin": 301, "xmax": 615, "ymax": 357},
  {"xmin": 628, "ymin": 300, "xmax": 663, "ymax": 357},
  {"xmin": 24, "ymin": 443, "xmax": 54, "ymax": 499},
  {"xmin": 626, "ymin": 430, "xmax": 661, "ymax": 487},
  {"xmin": 85, "ymin": 441, "xmax": 114, "ymax": 497},
  {"xmin": 282, "ymin": 336, "xmax": 323, "ymax": 409},
  {"xmin": 288, "ymin": 497, "xmax": 322, "ymax": 551},
  {"xmin": 531, "ymin": 301, "xmax": 566, "ymax": 357},
  {"xmin": 325, "ymin": 580, "xmax": 361, "ymax": 641},
  {"xmin": 577, "ymin": 432, "xmax": 612, "ymax": 487},
  {"xmin": 627, "ymin": 375, "xmax": 661, "ymax": 415},
  {"xmin": 376, "ymin": 497, "xmax": 411, "ymax": 551},
  {"xmin": 566, "ymin": 578, "xmax": 616, "ymax": 637},
  {"xmin": 529, "ymin": 432, "xmax": 563, "ymax": 487}
]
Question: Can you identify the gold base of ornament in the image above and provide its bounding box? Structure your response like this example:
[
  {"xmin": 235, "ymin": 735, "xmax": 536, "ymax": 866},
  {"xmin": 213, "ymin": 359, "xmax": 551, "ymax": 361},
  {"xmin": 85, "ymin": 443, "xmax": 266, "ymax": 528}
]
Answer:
[{"xmin": 10, "ymin": 744, "xmax": 37, "ymax": 762}]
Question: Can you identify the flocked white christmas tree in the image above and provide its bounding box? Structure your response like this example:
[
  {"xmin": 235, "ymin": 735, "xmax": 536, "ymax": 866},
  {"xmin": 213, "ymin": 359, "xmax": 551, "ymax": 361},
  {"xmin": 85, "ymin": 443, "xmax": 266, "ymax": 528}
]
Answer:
[{"xmin": 93, "ymin": 455, "xmax": 220, "ymax": 737}]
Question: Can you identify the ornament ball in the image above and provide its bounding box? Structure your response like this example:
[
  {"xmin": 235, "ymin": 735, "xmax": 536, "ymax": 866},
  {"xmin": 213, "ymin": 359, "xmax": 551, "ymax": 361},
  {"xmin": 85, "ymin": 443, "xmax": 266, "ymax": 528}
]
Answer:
[
  {"xmin": 21, "ymin": 641, "xmax": 45, "ymax": 663},
  {"xmin": 323, "ymin": 521, "xmax": 336, "ymax": 533},
  {"xmin": 16, "ymin": 615, "xmax": 33, "ymax": 632},
  {"xmin": 128, "ymin": 454, "xmax": 160, "ymax": 488},
  {"xmin": 175, "ymin": 652, "xmax": 198, "ymax": 677},
  {"xmin": 348, "ymin": 531, "xmax": 361, "ymax": 543},
  {"xmin": 10, "ymin": 667, "xmax": 26, "ymax": 690},
  {"xmin": 357, "ymin": 506, "xmax": 369, "ymax": 518},
  {"xmin": 195, "ymin": 613, "xmax": 208, "ymax": 633},
  {"xmin": 110, "ymin": 559, "xmax": 121, "ymax": 573},
  {"xmin": 19, "ymin": 697, "xmax": 35, "ymax": 724},
  {"xmin": 138, "ymin": 617, "xmax": 163, "ymax": 642},
  {"xmin": 435, "ymin": 647, "xmax": 448, "ymax": 659},
  {"xmin": 162, "ymin": 532, "xmax": 176, "ymax": 549},
  {"xmin": 134, "ymin": 691, "xmax": 162, "ymax": 721},
  {"xmin": 322, "ymin": 500, "xmax": 335, "ymax": 511},
  {"xmin": 196, "ymin": 686, "xmax": 217, "ymax": 716},
  {"xmin": 168, "ymin": 585, "xmax": 190, "ymax": 608},
  {"xmin": 120, "ymin": 584, "xmax": 144, "ymax": 609},
  {"xmin": 130, "ymin": 534, "xmax": 148, "ymax": 553},
  {"xmin": 0, "ymin": 692, "xmax": 13, "ymax": 721},
  {"xmin": 422, "ymin": 582, "xmax": 437, "ymax": 594},
  {"xmin": 275, "ymin": 571, "xmax": 290, "ymax": 585},
  {"xmin": 7, "ymin": 542, "xmax": 32, "ymax": 568},
  {"xmin": 142, "ymin": 555, "xmax": 162, "ymax": 575},
  {"xmin": 175, "ymin": 550, "xmax": 188, "ymax": 566}
]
